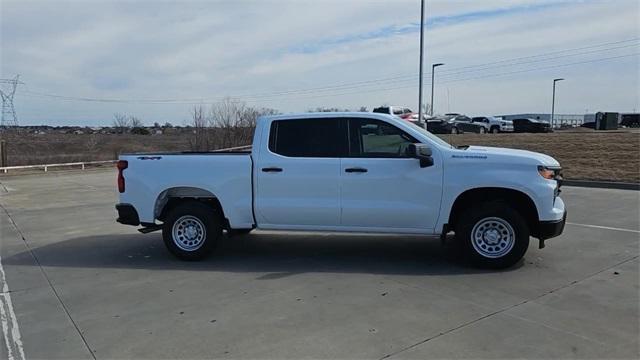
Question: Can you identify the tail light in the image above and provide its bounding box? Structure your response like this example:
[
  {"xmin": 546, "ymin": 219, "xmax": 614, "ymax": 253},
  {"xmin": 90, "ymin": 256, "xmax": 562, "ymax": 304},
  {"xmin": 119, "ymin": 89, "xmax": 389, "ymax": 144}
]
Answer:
[{"xmin": 117, "ymin": 160, "xmax": 128, "ymax": 193}]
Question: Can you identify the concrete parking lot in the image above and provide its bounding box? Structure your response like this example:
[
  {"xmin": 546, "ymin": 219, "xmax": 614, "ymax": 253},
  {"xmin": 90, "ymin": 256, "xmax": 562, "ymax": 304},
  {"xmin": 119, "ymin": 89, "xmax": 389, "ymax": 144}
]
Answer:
[{"xmin": 0, "ymin": 170, "xmax": 638, "ymax": 359}]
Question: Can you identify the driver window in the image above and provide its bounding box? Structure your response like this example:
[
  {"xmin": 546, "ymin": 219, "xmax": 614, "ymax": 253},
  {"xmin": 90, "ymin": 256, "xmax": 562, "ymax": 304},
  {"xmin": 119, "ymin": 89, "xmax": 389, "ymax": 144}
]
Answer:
[{"xmin": 349, "ymin": 118, "xmax": 417, "ymax": 158}]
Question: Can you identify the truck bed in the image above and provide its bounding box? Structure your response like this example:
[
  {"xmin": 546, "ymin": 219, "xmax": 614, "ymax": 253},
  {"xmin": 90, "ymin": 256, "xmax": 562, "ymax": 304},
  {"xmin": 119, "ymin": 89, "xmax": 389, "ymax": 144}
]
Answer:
[{"xmin": 118, "ymin": 151, "xmax": 255, "ymax": 228}]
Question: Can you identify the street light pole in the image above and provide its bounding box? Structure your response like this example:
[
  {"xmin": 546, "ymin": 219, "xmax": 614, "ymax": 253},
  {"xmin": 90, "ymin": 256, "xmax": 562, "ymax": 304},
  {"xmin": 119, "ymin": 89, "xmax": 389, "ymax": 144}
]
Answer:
[
  {"xmin": 551, "ymin": 78, "xmax": 564, "ymax": 129},
  {"xmin": 418, "ymin": 0, "xmax": 426, "ymax": 129},
  {"xmin": 430, "ymin": 63, "xmax": 444, "ymax": 116}
]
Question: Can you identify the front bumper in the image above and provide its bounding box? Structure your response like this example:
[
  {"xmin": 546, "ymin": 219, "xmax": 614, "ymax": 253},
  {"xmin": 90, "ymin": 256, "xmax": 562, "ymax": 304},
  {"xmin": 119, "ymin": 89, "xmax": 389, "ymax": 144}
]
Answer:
[
  {"xmin": 116, "ymin": 203, "xmax": 140, "ymax": 226},
  {"xmin": 537, "ymin": 210, "xmax": 567, "ymax": 241}
]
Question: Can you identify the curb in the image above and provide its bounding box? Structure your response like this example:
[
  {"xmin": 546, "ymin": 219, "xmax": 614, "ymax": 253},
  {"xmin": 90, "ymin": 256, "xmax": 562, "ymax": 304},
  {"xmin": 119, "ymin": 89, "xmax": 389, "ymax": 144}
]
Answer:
[{"xmin": 563, "ymin": 180, "xmax": 640, "ymax": 191}]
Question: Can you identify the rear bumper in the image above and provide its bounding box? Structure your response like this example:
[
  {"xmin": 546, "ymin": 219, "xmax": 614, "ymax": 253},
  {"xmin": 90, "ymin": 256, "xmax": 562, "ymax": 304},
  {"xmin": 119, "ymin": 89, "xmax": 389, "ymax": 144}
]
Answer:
[
  {"xmin": 116, "ymin": 203, "xmax": 140, "ymax": 226},
  {"xmin": 537, "ymin": 210, "xmax": 567, "ymax": 240}
]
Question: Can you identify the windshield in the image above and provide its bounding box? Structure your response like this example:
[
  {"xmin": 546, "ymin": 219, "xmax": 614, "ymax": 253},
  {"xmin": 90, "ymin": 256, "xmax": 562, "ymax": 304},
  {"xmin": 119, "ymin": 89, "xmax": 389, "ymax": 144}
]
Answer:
[{"xmin": 406, "ymin": 121, "xmax": 452, "ymax": 148}]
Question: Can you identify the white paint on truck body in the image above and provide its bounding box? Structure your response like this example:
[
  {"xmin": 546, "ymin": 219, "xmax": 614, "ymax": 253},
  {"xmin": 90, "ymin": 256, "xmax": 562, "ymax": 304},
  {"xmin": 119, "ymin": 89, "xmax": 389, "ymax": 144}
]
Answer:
[{"xmin": 118, "ymin": 112, "xmax": 565, "ymax": 235}]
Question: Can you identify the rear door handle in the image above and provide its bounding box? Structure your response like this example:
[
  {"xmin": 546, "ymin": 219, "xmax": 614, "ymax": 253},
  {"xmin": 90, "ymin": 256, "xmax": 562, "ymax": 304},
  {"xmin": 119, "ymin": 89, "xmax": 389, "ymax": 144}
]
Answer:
[
  {"xmin": 345, "ymin": 167, "xmax": 368, "ymax": 173},
  {"xmin": 261, "ymin": 167, "xmax": 283, "ymax": 172}
]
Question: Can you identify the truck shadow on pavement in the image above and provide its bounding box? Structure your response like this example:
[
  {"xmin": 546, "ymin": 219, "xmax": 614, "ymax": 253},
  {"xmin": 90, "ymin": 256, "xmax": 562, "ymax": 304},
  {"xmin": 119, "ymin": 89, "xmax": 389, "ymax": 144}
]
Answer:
[{"xmin": 4, "ymin": 231, "xmax": 522, "ymax": 276}]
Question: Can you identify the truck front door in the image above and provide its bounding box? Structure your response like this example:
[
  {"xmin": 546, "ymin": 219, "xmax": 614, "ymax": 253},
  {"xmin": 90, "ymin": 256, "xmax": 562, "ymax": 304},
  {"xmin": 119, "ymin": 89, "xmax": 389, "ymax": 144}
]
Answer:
[{"xmin": 340, "ymin": 118, "xmax": 443, "ymax": 232}]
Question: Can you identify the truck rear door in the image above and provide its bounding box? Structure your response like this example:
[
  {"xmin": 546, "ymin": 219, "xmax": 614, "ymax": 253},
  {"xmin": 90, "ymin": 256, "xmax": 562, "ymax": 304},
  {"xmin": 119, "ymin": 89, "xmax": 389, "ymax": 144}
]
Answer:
[{"xmin": 254, "ymin": 118, "xmax": 346, "ymax": 228}]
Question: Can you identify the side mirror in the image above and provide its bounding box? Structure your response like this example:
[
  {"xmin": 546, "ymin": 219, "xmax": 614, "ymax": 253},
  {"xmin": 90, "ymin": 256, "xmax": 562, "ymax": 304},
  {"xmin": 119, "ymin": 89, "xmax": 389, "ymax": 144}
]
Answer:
[{"xmin": 407, "ymin": 143, "xmax": 434, "ymax": 168}]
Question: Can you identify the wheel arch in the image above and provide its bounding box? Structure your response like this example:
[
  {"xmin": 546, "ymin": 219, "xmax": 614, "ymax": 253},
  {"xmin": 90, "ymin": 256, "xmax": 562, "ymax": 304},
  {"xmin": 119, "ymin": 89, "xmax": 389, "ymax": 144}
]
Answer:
[
  {"xmin": 154, "ymin": 187, "xmax": 226, "ymax": 227},
  {"xmin": 447, "ymin": 187, "xmax": 539, "ymax": 236}
]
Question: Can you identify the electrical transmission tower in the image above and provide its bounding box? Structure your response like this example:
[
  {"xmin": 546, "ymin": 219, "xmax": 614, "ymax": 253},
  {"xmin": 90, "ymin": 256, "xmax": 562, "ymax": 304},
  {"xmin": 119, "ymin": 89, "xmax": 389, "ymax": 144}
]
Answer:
[{"xmin": 0, "ymin": 75, "xmax": 23, "ymax": 128}]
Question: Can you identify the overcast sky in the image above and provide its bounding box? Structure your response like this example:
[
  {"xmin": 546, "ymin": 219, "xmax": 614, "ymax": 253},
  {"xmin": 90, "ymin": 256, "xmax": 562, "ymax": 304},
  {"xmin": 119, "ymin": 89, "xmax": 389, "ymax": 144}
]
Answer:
[{"xmin": 1, "ymin": 0, "xmax": 639, "ymax": 126}]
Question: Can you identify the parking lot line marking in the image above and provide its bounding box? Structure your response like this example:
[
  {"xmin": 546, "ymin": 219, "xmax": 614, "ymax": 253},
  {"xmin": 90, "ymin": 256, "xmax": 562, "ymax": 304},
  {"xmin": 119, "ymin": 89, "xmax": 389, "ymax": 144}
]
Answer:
[
  {"xmin": 566, "ymin": 222, "xmax": 640, "ymax": 234},
  {"xmin": 0, "ymin": 255, "xmax": 26, "ymax": 360},
  {"xmin": 0, "ymin": 202, "xmax": 97, "ymax": 360}
]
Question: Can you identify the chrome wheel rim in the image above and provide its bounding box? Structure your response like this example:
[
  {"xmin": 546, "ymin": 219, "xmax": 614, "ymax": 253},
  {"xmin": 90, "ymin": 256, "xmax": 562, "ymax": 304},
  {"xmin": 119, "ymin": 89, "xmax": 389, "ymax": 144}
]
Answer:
[
  {"xmin": 172, "ymin": 215, "xmax": 206, "ymax": 251},
  {"xmin": 471, "ymin": 217, "xmax": 515, "ymax": 258}
]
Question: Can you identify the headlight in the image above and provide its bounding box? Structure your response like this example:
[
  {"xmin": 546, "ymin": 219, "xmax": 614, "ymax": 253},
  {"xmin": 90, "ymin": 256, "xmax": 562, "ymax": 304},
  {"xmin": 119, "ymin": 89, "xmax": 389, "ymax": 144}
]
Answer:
[{"xmin": 538, "ymin": 165, "xmax": 563, "ymax": 180}]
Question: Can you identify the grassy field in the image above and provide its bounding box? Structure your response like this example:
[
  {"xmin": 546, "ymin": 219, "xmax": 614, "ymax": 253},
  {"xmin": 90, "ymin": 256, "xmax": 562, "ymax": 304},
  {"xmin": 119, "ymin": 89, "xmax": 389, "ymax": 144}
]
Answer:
[
  {"xmin": 440, "ymin": 130, "xmax": 639, "ymax": 183},
  {"xmin": 1, "ymin": 130, "xmax": 638, "ymax": 182}
]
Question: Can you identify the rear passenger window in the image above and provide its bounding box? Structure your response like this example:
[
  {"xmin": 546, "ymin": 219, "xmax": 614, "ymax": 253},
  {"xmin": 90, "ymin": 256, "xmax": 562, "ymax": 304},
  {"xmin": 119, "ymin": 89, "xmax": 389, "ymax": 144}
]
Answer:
[{"xmin": 269, "ymin": 119, "xmax": 345, "ymax": 157}]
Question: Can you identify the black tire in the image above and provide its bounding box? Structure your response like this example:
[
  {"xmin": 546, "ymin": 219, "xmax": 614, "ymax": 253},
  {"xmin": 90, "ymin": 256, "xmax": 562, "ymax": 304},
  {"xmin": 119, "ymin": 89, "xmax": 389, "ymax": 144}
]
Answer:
[
  {"xmin": 455, "ymin": 202, "xmax": 529, "ymax": 269},
  {"xmin": 478, "ymin": 127, "xmax": 486, "ymax": 134},
  {"xmin": 451, "ymin": 127, "xmax": 459, "ymax": 134},
  {"xmin": 491, "ymin": 127, "xmax": 500, "ymax": 134},
  {"xmin": 162, "ymin": 201, "xmax": 222, "ymax": 261}
]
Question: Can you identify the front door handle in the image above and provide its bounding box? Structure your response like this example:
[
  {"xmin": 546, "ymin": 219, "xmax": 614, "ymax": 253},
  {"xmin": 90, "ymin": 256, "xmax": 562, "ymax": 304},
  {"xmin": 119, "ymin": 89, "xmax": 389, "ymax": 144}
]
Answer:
[
  {"xmin": 261, "ymin": 167, "xmax": 283, "ymax": 173},
  {"xmin": 345, "ymin": 167, "xmax": 368, "ymax": 173}
]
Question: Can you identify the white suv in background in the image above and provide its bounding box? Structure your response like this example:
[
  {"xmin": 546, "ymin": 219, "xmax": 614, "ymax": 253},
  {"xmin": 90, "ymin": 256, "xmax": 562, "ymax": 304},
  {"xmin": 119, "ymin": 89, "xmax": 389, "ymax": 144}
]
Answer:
[
  {"xmin": 472, "ymin": 116, "xmax": 514, "ymax": 133},
  {"xmin": 373, "ymin": 106, "xmax": 414, "ymax": 120}
]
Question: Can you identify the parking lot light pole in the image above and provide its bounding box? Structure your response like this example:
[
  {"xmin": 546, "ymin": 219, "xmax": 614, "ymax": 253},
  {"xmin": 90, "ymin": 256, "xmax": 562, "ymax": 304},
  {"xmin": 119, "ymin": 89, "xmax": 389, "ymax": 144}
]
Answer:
[
  {"xmin": 418, "ymin": 0, "xmax": 426, "ymax": 129},
  {"xmin": 430, "ymin": 63, "xmax": 444, "ymax": 117},
  {"xmin": 551, "ymin": 78, "xmax": 564, "ymax": 129}
]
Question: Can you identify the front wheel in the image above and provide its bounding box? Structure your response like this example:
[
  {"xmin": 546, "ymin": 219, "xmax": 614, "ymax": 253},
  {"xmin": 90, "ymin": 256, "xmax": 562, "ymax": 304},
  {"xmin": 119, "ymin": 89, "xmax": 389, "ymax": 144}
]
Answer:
[
  {"xmin": 455, "ymin": 202, "xmax": 530, "ymax": 269},
  {"xmin": 162, "ymin": 201, "xmax": 222, "ymax": 260},
  {"xmin": 491, "ymin": 127, "xmax": 500, "ymax": 134}
]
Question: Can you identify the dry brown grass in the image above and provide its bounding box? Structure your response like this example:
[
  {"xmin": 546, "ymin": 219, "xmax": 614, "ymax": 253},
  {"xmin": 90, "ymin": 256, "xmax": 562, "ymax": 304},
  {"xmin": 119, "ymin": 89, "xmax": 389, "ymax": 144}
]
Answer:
[
  {"xmin": 439, "ymin": 130, "xmax": 640, "ymax": 183},
  {"xmin": 2, "ymin": 129, "xmax": 639, "ymax": 182},
  {"xmin": 1, "ymin": 132, "xmax": 193, "ymax": 166}
]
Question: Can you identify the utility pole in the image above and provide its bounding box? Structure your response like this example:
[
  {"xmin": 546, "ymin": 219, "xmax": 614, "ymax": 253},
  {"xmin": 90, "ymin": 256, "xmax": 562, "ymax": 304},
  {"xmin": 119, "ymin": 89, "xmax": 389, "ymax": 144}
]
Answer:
[
  {"xmin": 418, "ymin": 0, "xmax": 426, "ymax": 129},
  {"xmin": 430, "ymin": 63, "xmax": 444, "ymax": 116},
  {"xmin": 551, "ymin": 78, "xmax": 564, "ymax": 130},
  {"xmin": 0, "ymin": 75, "xmax": 22, "ymax": 128}
]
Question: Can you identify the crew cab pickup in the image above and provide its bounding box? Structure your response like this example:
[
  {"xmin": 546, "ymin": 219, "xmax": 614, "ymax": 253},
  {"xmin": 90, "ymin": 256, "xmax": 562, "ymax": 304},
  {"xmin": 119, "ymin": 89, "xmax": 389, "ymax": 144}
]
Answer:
[{"xmin": 116, "ymin": 112, "xmax": 566, "ymax": 268}]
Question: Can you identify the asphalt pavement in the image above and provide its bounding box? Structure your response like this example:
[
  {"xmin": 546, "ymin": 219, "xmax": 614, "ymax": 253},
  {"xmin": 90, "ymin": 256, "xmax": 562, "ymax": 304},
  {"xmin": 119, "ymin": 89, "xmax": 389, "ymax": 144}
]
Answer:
[{"xmin": 0, "ymin": 170, "xmax": 638, "ymax": 359}]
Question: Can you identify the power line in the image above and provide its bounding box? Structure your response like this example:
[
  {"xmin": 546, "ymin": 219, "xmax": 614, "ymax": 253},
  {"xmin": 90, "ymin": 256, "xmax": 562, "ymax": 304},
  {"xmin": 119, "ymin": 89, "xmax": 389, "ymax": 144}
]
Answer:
[
  {"xmin": 240, "ymin": 52, "xmax": 640, "ymax": 103},
  {"xmin": 230, "ymin": 38, "xmax": 640, "ymax": 99},
  {"xmin": 17, "ymin": 38, "xmax": 640, "ymax": 105}
]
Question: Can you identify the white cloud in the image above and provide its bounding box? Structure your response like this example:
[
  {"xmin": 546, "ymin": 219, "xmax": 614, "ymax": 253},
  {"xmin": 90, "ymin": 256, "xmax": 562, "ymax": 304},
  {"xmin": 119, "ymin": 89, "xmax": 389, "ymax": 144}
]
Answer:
[{"xmin": 0, "ymin": 0, "xmax": 638, "ymax": 125}]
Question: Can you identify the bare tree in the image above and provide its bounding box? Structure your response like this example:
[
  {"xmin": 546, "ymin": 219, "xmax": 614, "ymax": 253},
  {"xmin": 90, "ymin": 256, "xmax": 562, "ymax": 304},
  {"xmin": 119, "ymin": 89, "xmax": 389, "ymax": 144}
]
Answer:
[
  {"xmin": 130, "ymin": 116, "xmax": 144, "ymax": 128},
  {"xmin": 189, "ymin": 98, "xmax": 279, "ymax": 151},
  {"xmin": 236, "ymin": 106, "xmax": 279, "ymax": 145},
  {"xmin": 359, "ymin": 106, "xmax": 368, "ymax": 112},
  {"xmin": 112, "ymin": 113, "xmax": 131, "ymax": 133},
  {"xmin": 189, "ymin": 106, "xmax": 209, "ymax": 151}
]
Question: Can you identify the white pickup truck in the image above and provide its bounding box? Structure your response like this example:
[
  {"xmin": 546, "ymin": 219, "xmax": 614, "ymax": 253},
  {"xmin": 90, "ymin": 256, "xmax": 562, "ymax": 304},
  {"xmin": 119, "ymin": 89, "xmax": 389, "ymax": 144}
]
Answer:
[{"xmin": 116, "ymin": 112, "xmax": 566, "ymax": 268}]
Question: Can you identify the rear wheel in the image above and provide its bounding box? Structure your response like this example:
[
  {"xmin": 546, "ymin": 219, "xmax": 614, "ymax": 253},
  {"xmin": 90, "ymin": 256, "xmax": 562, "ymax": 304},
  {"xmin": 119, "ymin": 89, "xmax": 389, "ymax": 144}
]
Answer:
[
  {"xmin": 451, "ymin": 127, "xmax": 459, "ymax": 134},
  {"xmin": 162, "ymin": 201, "xmax": 221, "ymax": 260},
  {"xmin": 455, "ymin": 202, "xmax": 529, "ymax": 269},
  {"xmin": 478, "ymin": 127, "xmax": 486, "ymax": 134}
]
